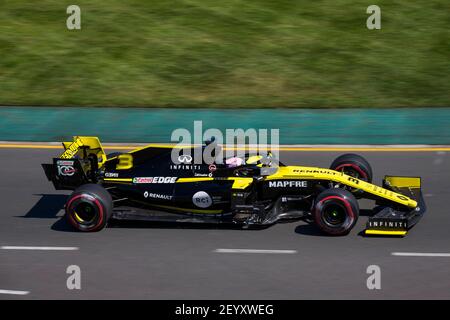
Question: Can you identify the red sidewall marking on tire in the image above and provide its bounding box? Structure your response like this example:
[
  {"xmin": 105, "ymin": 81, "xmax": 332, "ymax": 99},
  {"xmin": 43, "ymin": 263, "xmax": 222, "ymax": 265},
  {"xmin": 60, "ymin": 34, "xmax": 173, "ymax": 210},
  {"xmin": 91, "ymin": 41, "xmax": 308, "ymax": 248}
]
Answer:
[
  {"xmin": 334, "ymin": 164, "xmax": 368, "ymax": 180},
  {"xmin": 66, "ymin": 194, "xmax": 104, "ymax": 231},
  {"xmin": 314, "ymin": 195, "xmax": 355, "ymax": 234}
]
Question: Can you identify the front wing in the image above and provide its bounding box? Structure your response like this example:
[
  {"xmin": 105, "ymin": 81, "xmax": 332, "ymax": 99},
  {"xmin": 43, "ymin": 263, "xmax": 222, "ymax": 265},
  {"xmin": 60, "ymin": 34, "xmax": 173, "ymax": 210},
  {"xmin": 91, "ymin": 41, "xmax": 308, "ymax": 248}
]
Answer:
[{"xmin": 365, "ymin": 176, "xmax": 426, "ymax": 236}]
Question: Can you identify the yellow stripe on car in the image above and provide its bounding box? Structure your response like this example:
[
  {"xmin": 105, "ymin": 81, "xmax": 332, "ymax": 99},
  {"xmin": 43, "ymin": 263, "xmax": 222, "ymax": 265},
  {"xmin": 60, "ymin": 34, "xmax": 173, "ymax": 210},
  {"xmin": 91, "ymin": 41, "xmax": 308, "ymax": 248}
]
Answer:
[
  {"xmin": 365, "ymin": 229, "xmax": 407, "ymax": 236},
  {"xmin": 228, "ymin": 177, "xmax": 253, "ymax": 189},
  {"xmin": 176, "ymin": 177, "xmax": 253, "ymax": 189},
  {"xmin": 103, "ymin": 178, "xmax": 133, "ymax": 183},
  {"xmin": 177, "ymin": 177, "xmax": 214, "ymax": 183}
]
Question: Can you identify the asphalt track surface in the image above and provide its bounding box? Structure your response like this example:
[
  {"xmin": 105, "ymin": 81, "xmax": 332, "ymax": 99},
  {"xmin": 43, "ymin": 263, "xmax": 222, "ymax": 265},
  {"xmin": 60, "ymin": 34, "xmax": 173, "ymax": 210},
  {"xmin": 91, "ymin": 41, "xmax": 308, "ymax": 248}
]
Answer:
[{"xmin": 0, "ymin": 147, "xmax": 449, "ymax": 299}]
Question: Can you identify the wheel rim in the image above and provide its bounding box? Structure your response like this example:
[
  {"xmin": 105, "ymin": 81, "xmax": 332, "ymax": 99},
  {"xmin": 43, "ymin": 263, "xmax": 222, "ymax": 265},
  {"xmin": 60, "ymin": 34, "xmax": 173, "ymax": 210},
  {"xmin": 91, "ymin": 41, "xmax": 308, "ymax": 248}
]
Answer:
[
  {"xmin": 322, "ymin": 203, "xmax": 347, "ymax": 227},
  {"xmin": 67, "ymin": 194, "xmax": 104, "ymax": 231},
  {"xmin": 73, "ymin": 202, "xmax": 97, "ymax": 224}
]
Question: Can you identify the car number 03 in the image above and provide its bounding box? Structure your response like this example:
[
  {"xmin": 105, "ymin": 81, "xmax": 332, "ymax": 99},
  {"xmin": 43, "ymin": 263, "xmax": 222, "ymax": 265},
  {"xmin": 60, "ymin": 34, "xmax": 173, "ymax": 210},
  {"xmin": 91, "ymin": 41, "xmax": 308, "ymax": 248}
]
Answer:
[{"xmin": 116, "ymin": 154, "xmax": 133, "ymax": 170}]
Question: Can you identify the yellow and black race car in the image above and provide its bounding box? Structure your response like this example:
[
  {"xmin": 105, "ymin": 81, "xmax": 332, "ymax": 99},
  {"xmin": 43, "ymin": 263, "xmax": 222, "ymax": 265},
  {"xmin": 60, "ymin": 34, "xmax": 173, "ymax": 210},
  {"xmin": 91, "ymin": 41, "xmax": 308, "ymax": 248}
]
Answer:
[{"xmin": 42, "ymin": 136, "xmax": 425, "ymax": 236}]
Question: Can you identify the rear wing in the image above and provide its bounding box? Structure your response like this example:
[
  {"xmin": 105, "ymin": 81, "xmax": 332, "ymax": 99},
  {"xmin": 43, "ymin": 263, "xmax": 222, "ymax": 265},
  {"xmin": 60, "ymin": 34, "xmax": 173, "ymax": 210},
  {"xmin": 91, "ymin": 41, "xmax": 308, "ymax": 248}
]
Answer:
[
  {"xmin": 365, "ymin": 176, "xmax": 426, "ymax": 237},
  {"xmin": 60, "ymin": 136, "xmax": 107, "ymax": 164},
  {"xmin": 42, "ymin": 136, "xmax": 107, "ymax": 190}
]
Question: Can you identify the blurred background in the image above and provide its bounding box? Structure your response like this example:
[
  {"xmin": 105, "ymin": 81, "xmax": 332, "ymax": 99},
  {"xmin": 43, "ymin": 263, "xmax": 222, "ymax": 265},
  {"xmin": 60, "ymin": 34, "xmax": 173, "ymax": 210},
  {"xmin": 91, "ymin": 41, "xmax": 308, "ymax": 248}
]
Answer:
[
  {"xmin": 1, "ymin": 2, "xmax": 450, "ymax": 301},
  {"xmin": 0, "ymin": 0, "xmax": 448, "ymax": 108}
]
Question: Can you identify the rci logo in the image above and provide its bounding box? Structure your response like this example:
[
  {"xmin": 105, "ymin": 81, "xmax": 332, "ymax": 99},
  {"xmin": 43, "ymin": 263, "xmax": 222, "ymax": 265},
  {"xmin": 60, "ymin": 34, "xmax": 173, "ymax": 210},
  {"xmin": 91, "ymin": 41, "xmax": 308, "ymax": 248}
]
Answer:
[{"xmin": 192, "ymin": 191, "xmax": 212, "ymax": 208}]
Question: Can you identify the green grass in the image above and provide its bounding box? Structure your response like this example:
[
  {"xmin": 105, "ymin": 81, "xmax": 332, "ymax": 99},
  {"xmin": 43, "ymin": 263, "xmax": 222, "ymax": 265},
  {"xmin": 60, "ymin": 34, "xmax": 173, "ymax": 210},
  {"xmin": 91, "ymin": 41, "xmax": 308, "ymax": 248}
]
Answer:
[{"xmin": 0, "ymin": 1, "xmax": 449, "ymax": 107}]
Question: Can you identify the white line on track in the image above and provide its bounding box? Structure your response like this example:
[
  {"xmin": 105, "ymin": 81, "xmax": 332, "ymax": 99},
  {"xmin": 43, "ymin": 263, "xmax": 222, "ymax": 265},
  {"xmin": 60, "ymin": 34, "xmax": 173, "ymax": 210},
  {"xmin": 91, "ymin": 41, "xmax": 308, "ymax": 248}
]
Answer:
[
  {"xmin": 0, "ymin": 289, "xmax": 30, "ymax": 295},
  {"xmin": 214, "ymin": 248, "xmax": 297, "ymax": 254},
  {"xmin": 392, "ymin": 252, "xmax": 450, "ymax": 257},
  {"xmin": 1, "ymin": 246, "xmax": 79, "ymax": 251}
]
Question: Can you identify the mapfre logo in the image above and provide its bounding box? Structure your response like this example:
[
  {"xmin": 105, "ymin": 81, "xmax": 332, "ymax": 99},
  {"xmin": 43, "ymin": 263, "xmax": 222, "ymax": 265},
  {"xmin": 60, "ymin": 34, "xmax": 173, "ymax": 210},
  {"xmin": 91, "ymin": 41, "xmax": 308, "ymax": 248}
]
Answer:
[{"xmin": 269, "ymin": 181, "xmax": 307, "ymax": 188}]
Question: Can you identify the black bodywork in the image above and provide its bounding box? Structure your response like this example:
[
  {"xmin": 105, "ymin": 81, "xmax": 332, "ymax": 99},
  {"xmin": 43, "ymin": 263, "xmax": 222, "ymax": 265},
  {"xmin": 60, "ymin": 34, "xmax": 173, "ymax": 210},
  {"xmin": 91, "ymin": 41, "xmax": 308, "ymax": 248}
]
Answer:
[
  {"xmin": 42, "ymin": 138, "xmax": 426, "ymax": 235},
  {"xmin": 44, "ymin": 145, "xmax": 316, "ymax": 225}
]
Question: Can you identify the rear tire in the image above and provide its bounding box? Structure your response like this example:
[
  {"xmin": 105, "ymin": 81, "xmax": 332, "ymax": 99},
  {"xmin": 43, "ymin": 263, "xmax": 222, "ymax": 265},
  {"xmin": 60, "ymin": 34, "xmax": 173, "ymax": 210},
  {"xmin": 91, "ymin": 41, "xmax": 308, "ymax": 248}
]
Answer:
[
  {"xmin": 313, "ymin": 188, "xmax": 359, "ymax": 236},
  {"xmin": 65, "ymin": 184, "xmax": 113, "ymax": 232}
]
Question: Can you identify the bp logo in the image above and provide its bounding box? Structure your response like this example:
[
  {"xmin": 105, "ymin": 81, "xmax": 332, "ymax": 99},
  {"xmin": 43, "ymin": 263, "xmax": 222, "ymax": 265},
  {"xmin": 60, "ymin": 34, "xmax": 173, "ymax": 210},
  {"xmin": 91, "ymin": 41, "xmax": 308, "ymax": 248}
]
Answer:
[{"xmin": 192, "ymin": 191, "xmax": 212, "ymax": 208}]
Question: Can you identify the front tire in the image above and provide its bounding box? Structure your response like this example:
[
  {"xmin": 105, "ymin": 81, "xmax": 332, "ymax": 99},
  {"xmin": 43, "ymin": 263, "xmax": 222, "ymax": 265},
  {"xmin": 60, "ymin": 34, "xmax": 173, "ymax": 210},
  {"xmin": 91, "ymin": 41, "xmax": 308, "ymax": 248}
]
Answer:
[
  {"xmin": 330, "ymin": 153, "xmax": 373, "ymax": 183},
  {"xmin": 313, "ymin": 188, "xmax": 359, "ymax": 236},
  {"xmin": 66, "ymin": 184, "xmax": 113, "ymax": 232}
]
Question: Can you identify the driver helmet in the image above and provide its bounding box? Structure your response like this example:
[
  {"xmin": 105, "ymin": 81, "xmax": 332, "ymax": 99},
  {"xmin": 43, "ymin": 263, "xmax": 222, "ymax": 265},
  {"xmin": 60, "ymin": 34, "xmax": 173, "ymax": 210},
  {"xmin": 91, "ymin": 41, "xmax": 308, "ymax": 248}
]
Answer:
[{"xmin": 225, "ymin": 157, "xmax": 245, "ymax": 168}]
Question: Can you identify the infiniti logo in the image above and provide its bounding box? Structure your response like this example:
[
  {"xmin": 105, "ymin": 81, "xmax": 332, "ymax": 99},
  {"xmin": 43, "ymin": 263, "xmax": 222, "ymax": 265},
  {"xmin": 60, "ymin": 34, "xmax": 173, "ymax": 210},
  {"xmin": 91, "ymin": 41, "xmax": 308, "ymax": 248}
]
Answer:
[{"xmin": 178, "ymin": 155, "xmax": 193, "ymax": 164}]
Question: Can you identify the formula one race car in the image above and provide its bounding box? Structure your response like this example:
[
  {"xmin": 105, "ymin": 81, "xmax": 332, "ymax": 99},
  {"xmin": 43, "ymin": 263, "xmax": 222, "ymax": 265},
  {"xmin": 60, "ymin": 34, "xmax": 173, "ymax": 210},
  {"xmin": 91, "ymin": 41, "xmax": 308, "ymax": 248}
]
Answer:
[{"xmin": 42, "ymin": 136, "xmax": 426, "ymax": 236}]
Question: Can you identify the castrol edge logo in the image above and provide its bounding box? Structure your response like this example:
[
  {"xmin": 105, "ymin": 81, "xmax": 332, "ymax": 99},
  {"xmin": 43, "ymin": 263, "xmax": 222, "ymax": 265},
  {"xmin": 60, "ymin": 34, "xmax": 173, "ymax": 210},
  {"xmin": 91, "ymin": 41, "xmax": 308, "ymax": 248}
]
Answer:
[{"xmin": 133, "ymin": 177, "xmax": 177, "ymax": 184}]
